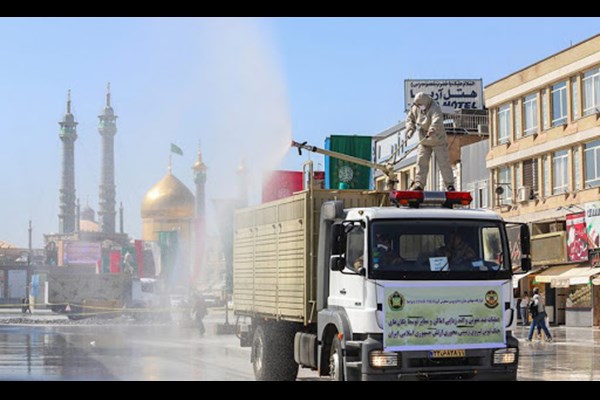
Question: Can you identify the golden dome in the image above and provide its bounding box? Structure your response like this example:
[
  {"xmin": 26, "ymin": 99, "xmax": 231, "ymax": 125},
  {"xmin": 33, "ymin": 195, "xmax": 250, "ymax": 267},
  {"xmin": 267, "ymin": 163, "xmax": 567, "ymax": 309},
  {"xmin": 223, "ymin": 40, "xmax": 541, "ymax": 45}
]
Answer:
[{"xmin": 141, "ymin": 172, "xmax": 195, "ymax": 219}]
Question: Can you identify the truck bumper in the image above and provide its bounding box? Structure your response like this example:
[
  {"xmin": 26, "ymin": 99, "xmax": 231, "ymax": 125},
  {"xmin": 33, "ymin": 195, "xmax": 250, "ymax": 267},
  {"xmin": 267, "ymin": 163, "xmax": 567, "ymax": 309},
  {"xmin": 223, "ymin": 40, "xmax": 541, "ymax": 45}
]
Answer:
[
  {"xmin": 360, "ymin": 368, "xmax": 517, "ymax": 381},
  {"xmin": 351, "ymin": 334, "xmax": 518, "ymax": 381}
]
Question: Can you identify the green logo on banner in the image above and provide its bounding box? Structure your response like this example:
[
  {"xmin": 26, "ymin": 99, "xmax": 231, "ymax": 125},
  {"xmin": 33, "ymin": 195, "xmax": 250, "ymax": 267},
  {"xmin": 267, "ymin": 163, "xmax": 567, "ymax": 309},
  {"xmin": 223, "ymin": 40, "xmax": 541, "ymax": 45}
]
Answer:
[
  {"xmin": 388, "ymin": 291, "xmax": 405, "ymax": 311},
  {"xmin": 484, "ymin": 290, "xmax": 499, "ymax": 309}
]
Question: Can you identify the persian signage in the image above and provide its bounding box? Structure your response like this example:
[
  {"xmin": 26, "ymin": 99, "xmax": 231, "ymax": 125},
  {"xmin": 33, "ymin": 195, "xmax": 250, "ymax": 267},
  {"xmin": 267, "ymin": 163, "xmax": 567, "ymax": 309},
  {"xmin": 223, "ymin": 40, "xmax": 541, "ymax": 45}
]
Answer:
[{"xmin": 383, "ymin": 282, "xmax": 505, "ymax": 352}]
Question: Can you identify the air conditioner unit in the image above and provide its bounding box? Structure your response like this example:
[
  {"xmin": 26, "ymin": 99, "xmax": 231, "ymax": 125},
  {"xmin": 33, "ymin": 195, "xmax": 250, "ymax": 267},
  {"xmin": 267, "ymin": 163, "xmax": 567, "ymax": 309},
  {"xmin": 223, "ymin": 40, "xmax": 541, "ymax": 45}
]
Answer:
[{"xmin": 518, "ymin": 186, "xmax": 531, "ymax": 202}]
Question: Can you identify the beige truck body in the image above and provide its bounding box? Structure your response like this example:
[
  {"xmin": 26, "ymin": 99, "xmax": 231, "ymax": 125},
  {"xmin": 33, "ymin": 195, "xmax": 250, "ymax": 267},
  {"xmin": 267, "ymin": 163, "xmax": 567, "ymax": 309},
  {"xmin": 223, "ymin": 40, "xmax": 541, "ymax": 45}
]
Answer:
[{"xmin": 233, "ymin": 188, "xmax": 389, "ymax": 325}]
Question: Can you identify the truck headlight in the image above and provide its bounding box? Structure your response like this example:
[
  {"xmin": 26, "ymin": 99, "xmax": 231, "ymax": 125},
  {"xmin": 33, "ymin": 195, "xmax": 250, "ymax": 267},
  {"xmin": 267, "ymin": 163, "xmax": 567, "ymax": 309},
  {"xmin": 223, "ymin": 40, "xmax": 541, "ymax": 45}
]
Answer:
[
  {"xmin": 369, "ymin": 350, "xmax": 399, "ymax": 368},
  {"xmin": 492, "ymin": 348, "xmax": 517, "ymax": 365}
]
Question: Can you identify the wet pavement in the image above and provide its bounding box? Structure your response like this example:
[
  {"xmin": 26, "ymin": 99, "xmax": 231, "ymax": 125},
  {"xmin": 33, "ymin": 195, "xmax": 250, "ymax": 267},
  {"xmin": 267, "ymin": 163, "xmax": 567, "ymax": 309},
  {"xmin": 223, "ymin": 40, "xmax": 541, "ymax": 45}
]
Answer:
[
  {"xmin": 0, "ymin": 308, "xmax": 599, "ymax": 380},
  {"xmin": 515, "ymin": 323, "xmax": 600, "ymax": 381},
  {"xmin": 0, "ymin": 308, "xmax": 254, "ymax": 380}
]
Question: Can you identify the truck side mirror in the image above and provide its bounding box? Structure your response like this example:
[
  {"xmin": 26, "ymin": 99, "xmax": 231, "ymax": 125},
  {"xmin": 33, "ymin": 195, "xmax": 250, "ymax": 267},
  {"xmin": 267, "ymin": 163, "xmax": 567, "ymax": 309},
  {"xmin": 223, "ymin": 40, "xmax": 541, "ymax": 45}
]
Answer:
[
  {"xmin": 330, "ymin": 255, "xmax": 346, "ymax": 271},
  {"xmin": 520, "ymin": 224, "xmax": 531, "ymax": 272},
  {"xmin": 521, "ymin": 257, "xmax": 532, "ymax": 272}
]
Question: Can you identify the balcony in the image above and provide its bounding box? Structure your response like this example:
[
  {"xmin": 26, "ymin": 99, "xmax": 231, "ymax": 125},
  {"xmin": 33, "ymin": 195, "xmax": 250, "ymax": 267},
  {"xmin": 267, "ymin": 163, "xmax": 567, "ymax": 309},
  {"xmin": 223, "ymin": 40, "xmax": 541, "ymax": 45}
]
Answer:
[{"xmin": 443, "ymin": 110, "xmax": 489, "ymax": 135}]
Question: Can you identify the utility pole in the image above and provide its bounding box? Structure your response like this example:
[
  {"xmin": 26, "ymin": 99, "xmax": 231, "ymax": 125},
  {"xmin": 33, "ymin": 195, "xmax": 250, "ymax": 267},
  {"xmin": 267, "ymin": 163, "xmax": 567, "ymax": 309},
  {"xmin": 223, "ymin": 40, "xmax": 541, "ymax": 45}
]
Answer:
[{"xmin": 26, "ymin": 220, "xmax": 32, "ymax": 310}]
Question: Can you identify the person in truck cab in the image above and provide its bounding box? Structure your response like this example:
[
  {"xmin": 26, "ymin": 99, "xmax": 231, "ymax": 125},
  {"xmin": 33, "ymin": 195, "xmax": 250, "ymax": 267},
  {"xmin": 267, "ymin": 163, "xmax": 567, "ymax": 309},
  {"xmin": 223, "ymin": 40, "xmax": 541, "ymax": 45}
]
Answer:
[
  {"xmin": 371, "ymin": 234, "xmax": 404, "ymax": 269},
  {"xmin": 435, "ymin": 231, "xmax": 476, "ymax": 266},
  {"xmin": 353, "ymin": 234, "xmax": 403, "ymax": 272}
]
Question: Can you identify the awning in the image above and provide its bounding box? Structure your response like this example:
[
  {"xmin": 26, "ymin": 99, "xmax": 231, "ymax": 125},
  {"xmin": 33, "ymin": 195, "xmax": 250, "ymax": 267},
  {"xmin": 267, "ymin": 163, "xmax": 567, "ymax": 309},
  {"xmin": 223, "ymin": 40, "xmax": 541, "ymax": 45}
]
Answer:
[
  {"xmin": 512, "ymin": 271, "xmax": 533, "ymax": 288},
  {"xmin": 534, "ymin": 265, "xmax": 574, "ymax": 284},
  {"xmin": 554, "ymin": 266, "xmax": 600, "ymax": 286}
]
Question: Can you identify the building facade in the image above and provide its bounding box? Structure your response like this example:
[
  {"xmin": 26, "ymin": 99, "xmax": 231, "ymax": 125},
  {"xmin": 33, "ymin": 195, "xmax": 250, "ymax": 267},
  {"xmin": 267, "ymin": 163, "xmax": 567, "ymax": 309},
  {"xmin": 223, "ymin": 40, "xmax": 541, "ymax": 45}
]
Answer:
[
  {"xmin": 485, "ymin": 34, "xmax": 600, "ymax": 327},
  {"xmin": 461, "ymin": 139, "xmax": 490, "ymax": 209}
]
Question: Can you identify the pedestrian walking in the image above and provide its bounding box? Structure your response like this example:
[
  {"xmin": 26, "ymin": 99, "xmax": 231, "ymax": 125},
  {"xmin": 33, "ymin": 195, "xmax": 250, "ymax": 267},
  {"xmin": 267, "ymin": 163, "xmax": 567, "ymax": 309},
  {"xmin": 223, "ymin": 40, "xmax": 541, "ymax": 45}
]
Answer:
[{"xmin": 527, "ymin": 288, "xmax": 553, "ymax": 342}]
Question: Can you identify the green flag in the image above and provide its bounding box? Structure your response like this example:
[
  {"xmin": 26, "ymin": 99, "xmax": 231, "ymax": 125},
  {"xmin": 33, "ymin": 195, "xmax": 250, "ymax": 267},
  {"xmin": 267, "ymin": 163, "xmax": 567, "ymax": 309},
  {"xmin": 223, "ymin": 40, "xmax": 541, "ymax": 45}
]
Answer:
[
  {"xmin": 170, "ymin": 143, "xmax": 183, "ymax": 156},
  {"xmin": 326, "ymin": 135, "xmax": 372, "ymax": 190}
]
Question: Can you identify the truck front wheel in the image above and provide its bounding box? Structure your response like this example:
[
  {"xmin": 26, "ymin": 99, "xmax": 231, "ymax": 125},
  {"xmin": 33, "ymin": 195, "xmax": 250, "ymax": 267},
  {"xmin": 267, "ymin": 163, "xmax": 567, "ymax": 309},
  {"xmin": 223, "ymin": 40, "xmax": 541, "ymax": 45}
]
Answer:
[{"xmin": 328, "ymin": 336, "xmax": 344, "ymax": 381}]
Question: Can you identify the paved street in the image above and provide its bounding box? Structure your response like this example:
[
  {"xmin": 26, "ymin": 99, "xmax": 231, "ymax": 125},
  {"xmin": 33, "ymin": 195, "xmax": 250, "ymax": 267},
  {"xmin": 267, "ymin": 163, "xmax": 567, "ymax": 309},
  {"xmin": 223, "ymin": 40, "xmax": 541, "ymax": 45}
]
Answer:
[{"xmin": 0, "ymin": 308, "xmax": 598, "ymax": 380}]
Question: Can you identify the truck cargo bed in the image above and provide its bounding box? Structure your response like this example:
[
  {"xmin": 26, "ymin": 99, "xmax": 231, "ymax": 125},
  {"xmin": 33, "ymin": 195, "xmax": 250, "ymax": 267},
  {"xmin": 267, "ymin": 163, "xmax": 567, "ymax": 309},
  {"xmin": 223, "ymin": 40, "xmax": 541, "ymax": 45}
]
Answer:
[{"xmin": 233, "ymin": 189, "xmax": 389, "ymax": 324}]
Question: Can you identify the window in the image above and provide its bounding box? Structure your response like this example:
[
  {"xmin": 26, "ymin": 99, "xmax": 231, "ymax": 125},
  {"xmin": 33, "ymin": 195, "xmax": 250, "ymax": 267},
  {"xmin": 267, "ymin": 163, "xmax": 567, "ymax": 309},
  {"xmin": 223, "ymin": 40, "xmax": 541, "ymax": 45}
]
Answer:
[
  {"xmin": 584, "ymin": 139, "xmax": 600, "ymax": 188},
  {"xmin": 553, "ymin": 150, "xmax": 568, "ymax": 194},
  {"xmin": 542, "ymin": 89, "xmax": 549, "ymax": 130},
  {"xmin": 515, "ymin": 162, "xmax": 522, "ymax": 192},
  {"xmin": 551, "ymin": 81, "xmax": 567, "ymax": 126},
  {"xmin": 466, "ymin": 183, "xmax": 475, "ymax": 208},
  {"xmin": 482, "ymin": 227, "xmax": 502, "ymax": 265},
  {"xmin": 543, "ymin": 155, "xmax": 550, "ymax": 197},
  {"xmin": 497, "ymin": 104, "xmax": 510, "ymax": 144},
  {"xmin": 572, "ymin": 77, "xmax": 580, "ymax": 120},
  {"xmin": 498, "ymin": 166, "xmax": 511, "ymax": 204},
  {"xmin": 402, "ymin": 171, "xmax": 410, "ymax": 190},
  {"xmin": 346, "ymin": 225, "xmax": 364, "ymax": 271},
  {"xmin": 478, "ymin": 184, "xmax": 488, "ymax": 208},
  {"xmin": 468, "ymin": 181, "xmax": 488, "ymax": 209},
  {"xmin": 369, "ymin": 220, "xmax": 510, "ymax": 279},
  {"xmin": 514, "ymin": 101, "xmax": 521, "ymax": 138},
  {"xmin": 567, "ymin": 285, "xmax": 592, "ymax": 308},
  {"xmin": 583, "ymin": 67, "xmax": 600, "ymax": 116},
  {"xmin": 523, "ymin": 158, "xmax": 538, "ymax": 198},
  {"xmin": 523, "ymin": 94, "xmax": 538, "ymax": 135},
  {"xmin": 574, "ymin": 146, "xmax": 581, "ymax": 191}
]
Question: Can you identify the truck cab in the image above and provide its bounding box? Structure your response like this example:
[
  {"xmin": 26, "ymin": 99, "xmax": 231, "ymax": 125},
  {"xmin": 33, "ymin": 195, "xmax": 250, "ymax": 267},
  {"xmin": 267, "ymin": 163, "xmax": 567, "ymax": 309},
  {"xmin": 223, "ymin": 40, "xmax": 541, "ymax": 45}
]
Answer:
[{"xmin": 318, "ymin": 190, "xmax": 529, "ymax": 380}]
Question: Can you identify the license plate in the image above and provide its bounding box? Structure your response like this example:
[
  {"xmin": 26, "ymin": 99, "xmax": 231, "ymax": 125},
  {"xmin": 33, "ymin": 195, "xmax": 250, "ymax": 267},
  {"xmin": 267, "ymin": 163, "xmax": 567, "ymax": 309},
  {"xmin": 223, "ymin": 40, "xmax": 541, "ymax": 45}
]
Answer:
[{"xmin": 429, "ymin": 349, "xmax": 466, "ymax": 358}]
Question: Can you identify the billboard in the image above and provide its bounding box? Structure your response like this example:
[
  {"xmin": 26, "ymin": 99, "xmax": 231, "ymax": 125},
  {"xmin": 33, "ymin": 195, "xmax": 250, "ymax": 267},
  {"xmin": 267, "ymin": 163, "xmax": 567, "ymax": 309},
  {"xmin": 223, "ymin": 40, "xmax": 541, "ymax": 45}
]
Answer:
[
  {"xmin": 62, "ymin": 241, "xmax": 102, "ymax": 266},
  {"xmin": 566, "ymin": 212, "xmax": 588, "ymax": 262},
  {"xmin": 404, "ymin": 79, "xmax": 484, "ymax": 111},
  {"xmin": 262, "ymin": 170, "xmax": 304, "ymax": 203},
  {"xmin": 584, "ymin": 202, "xmax": 600, "ymax": 249},
  {"xmin": 383, "ymin": 282, "xmax": 505, "ymax": 352}
]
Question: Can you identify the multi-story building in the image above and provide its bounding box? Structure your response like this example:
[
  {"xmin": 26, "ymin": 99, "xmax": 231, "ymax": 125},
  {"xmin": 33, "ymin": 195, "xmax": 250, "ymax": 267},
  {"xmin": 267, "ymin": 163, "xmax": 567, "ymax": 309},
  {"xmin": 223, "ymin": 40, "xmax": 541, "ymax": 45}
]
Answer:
[{"xmin": 485, "ymin": 34, "xmax": 600, "ymax": 327}]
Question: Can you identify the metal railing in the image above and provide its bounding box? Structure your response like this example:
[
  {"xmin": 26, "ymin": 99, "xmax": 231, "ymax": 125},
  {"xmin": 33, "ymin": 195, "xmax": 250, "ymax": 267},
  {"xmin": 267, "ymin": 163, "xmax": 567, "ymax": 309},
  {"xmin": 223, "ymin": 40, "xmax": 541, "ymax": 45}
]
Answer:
[{"xmin": 443, "ymin": 113, "xmax": 489, "ymax": 133}]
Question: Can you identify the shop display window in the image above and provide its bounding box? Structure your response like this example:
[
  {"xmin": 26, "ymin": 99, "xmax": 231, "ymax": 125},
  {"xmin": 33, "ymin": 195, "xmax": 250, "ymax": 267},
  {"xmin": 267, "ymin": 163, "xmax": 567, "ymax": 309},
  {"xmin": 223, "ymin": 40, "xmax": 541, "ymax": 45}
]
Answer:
[{"xmin": 567, "ymin": 284, "xmax": 592, "ymax": 308}]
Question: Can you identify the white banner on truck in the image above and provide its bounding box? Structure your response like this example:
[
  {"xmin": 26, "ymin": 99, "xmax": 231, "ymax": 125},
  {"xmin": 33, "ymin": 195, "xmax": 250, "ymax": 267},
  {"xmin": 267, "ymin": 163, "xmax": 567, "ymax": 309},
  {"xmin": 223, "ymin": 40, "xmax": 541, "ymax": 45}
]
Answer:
[
  {"xmin": 383, "ymin": 281, "xmax": 505, "ymax": 352},
  {"xmin": 404, "ymin": 79, "xmax": 484, "ymax": 111}
]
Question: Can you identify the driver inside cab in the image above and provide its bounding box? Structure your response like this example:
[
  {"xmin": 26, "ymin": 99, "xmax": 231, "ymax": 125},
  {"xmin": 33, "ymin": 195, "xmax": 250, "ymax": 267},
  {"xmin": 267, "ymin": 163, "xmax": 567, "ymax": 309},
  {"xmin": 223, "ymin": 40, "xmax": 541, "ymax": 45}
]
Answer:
[{"xmin": 434, "ymin": 231, "xmax": 477, "ymax": 267}]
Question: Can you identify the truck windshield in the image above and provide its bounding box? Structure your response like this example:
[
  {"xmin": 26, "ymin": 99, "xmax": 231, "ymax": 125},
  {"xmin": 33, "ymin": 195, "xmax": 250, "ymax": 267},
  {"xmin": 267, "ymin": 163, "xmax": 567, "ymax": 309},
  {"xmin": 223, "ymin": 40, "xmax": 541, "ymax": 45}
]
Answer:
[{"xmin": 368, "ymin": 219, "xmax": 510, "ymax": 280}]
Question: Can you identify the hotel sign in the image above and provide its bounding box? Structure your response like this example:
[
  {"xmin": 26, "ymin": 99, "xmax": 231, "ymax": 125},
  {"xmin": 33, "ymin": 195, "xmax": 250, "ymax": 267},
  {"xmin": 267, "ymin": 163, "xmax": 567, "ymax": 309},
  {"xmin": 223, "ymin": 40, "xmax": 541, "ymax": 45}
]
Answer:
[{"xmin": 404, "ymin": 79, "xmax": 484, "ymax": 111}]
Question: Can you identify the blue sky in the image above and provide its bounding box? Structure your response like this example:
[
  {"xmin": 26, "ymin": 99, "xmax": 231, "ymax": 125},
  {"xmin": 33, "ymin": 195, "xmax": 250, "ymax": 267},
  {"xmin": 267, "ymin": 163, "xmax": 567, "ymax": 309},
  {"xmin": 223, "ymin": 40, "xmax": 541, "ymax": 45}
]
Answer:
[{"xmin": 1, "ymin": 17, "xmax": 599, "ymax": 248}]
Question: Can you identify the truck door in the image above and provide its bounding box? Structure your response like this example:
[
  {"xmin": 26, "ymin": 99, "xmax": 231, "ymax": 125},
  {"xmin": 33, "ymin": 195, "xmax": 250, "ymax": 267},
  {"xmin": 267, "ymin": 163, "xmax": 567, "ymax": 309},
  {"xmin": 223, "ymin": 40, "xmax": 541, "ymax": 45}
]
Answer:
[{"xmin": 328, "ymin": 224, "xmax": 365, "ymax": 310}]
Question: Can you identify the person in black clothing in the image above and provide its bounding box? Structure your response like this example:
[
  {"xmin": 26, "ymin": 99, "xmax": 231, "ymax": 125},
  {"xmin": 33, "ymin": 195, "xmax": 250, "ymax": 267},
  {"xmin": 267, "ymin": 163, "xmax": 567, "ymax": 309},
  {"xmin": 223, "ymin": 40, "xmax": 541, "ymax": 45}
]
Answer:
[{"xmin": 191, "ymin": 292, "xmax": 208, "ymax": 335}]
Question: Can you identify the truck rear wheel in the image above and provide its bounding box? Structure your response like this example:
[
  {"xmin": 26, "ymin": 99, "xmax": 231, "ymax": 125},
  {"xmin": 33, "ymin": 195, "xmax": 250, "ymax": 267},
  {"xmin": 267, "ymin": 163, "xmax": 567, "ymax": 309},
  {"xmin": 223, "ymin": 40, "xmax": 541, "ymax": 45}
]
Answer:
[
  {"xmin": 252, "ymin": 324, "xmax": 298, "ymax": 381},
  {"xmin": 328, "ymin": 336, "xmax": 344, "ymax": 381}
]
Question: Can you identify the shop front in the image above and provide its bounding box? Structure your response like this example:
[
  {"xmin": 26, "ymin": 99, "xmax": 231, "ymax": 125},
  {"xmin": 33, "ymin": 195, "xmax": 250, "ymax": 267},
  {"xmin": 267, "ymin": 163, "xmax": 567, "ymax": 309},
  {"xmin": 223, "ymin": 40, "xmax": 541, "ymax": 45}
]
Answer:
[
  {"xmin": 544, "ymin": 266, "xmax": 600, "ymax": 327},
  {"xmin": 533, "ymin": 264, "xmax": 574, "ymax": 325}
]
